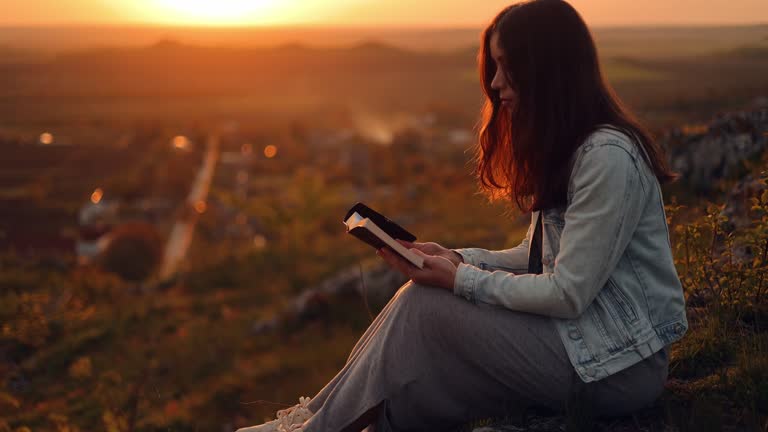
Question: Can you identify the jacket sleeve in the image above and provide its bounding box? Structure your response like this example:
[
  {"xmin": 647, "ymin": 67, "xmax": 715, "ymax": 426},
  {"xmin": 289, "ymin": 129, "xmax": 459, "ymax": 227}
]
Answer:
[
  {"xmin": 451, "ymin": 221, "xmax": 532, "ymax": 273},
  {"xmin": 452, "ymin": 143, "xmax": 648, "ymax": 319}
]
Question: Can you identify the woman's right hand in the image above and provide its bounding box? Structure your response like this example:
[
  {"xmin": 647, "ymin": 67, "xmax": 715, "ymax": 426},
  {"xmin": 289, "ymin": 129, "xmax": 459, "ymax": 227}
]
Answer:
[{"xmin": 395, "ymin": 239, "xmax": 464, "ymax": 267}]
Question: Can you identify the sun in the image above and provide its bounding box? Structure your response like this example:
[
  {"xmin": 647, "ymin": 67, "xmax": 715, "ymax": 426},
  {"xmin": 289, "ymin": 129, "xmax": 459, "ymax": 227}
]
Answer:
[{"xmin": 151, "ymin": 0, "xmax": 281, "ymax": 25}]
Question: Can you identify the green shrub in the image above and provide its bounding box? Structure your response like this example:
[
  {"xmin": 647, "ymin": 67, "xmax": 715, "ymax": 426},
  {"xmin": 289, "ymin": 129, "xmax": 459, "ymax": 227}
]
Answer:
[{"xmin": 667, "ymin": 170, "xmax": 768, "ymax": 318}]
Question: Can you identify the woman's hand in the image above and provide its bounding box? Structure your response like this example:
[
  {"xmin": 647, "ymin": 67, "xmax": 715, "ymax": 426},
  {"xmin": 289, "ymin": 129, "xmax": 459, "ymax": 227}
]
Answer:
[
  {"xmin": 376, "ymin": 245, "xmax": 458, "ymax": 292},
  {"xmin": 394, "ymin": 240, "xmax": 464, "ymax": 267}
]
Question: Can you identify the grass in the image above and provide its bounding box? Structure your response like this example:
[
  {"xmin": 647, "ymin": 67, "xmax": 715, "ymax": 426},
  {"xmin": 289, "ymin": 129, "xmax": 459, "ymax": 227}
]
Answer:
[
  {"xmin": 5, "ymin": 178, "xmax": 768, "ymax": 431},
  {"xmin": 4, "ymin": 127, "xmax": 768, "ymax": 432},
  {"xmin": 603, "ymin": 60, "xmax": 668, "ymax": 82}
]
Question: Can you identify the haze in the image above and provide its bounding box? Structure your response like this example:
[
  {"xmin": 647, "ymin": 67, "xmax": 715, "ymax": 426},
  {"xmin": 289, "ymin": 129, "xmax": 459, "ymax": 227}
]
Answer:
[{"xmin": 1, "ymin": 0, "xmax": 766, "ymax": 27}]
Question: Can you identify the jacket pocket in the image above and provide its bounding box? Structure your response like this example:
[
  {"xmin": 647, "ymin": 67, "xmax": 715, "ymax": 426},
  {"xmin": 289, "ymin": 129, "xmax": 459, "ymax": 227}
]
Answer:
[
  {"xmin": 604, "ymin": 278, "xmax": 639, "ymax": 324},
  {"xmin": 586, "ymin": 302, "xmax": 623, "ymax": 354},
  {"xmin": 588, "ymin": 278, "xmax": 637, "ymax": 353},
  {"xmin": 590, "ymin": 284, "xmax": 636, "ymax": 353}
]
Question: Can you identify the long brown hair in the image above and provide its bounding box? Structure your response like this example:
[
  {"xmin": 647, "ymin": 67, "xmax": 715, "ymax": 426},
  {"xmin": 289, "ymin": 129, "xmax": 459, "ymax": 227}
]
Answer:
[{"xmin": 474, "ymin": 0, "xmax": 679, "ymax": 213}]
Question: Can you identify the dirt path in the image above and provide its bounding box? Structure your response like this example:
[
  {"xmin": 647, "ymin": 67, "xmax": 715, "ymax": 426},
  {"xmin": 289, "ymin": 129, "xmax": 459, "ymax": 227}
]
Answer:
[{"xmin": 159, "ymin": 134, "xmax": 219, "ymax": 280}]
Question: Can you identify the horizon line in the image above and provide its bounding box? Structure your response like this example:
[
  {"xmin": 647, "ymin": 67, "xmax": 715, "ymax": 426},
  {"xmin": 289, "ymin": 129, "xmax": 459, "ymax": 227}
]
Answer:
[{"xmin": 1, "ymin": 21, "xmax": 767, "ymax": 30}]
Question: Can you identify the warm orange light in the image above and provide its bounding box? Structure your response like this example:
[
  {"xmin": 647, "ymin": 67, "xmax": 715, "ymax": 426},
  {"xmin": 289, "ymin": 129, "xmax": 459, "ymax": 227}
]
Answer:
[
  {"xmin": 241, "ymin": 143, "xmax": 253, "ymax": 156},
  {"xmin": 91, "ymin": 188, "xmax": 103, "ymax": 204},
  {"xmin": 151, "ymin": 0, "xmax": 280, "ymax": 25},
  {"xmin": 253, "ymin": 234, "xmax": 267, "ymax": 250},
  {"xmin": 264, "ymin": 145, "xmax": 278, "ymax": 158},
  {"xmin": 172, "ymin": 135, "xmax": 190, "ymax": 150},
  {"xmin": 40, "ymin": 132, "xmax": 54, "ymax": 145},
  {"xmin": 237, "ymin": 171, "xmax": 249, "ymax": 184},
  {"xmin": 681, "ymin": 124, "xmax": 708, "ymax": 136},
  {"xmin": 194, "ymin": 200, "xmax": 207, "ymax": 214}
]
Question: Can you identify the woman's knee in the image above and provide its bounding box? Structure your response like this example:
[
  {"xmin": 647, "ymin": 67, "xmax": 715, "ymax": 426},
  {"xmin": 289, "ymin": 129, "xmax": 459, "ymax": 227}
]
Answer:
[
  {"xmin": 392, "ymin": 282, "xmax": 463, "ymax": 336},
  {"xmin": 392, "ymin": 280, "xmax": 431, "ymax": 306},
  {"xmin": 393, "ymin": 281, "xmax": 449, "ymax": 309}
]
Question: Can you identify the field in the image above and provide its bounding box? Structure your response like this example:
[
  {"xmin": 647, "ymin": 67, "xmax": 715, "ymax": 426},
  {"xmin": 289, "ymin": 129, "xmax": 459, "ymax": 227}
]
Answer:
[{"xmin": 1, "ymin": 24, "xmax": 767, "ymax": 432}]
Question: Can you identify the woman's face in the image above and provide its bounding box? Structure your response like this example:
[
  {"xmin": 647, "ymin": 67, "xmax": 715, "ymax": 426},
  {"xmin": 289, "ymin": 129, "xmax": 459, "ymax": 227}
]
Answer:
[{"xmin": 489, "ymin": 31, "xmax": 517, "ymax": 111}]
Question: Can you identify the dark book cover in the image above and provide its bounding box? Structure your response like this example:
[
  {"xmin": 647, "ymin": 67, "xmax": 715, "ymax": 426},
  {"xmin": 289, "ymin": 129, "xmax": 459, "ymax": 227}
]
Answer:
[
  {"xmin": 343, "ymin": 202, "xmax": 424, "ymax": 268},
  {"xmin": 343, "ymin": 202, "xmax": 417, "ymax": 247}
]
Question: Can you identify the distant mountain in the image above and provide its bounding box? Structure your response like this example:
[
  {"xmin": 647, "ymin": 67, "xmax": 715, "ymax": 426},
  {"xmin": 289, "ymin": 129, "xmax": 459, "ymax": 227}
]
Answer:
[
  {"xmin": 45, "ymin": 37, "xmax": 456, "ymax": 74},
  {"xmin": 728, "ymin": 43, "xmax": 768, "ymax": 59},
  {"xmin": 0, "ymin": 25, "xmax": 483, "ymax": 54},
  {"xmin": 149, "ymin": 38, "xmax": 186, "ymax": 50},
  {"xmin": 0, "ymin": 24, "xmax": 766, "ymax": 58},
  {"xmin": 0, "ymin": 26, "xmax": 765, "ymax": 130},
  {"xmin": 347, "ymin": 40, "xmax": 408, "ymax": 54},
  {"xmin": 0, "ymin": 44, "xmax": 42, "ymax": 63}
]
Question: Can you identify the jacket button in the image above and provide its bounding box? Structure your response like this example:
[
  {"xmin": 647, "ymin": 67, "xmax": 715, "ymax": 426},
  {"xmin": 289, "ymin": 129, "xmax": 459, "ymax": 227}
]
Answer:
[
  {"xmin": 586, "ymin": 368, "xmax": 597, "ymax": 377},
  {"xmin": 674, "ymin": 323, "xmax": 684, "ymax": 333},
  {"xmin": 568, "ymin": 328, "xmax": 581, "ymax": 340}
]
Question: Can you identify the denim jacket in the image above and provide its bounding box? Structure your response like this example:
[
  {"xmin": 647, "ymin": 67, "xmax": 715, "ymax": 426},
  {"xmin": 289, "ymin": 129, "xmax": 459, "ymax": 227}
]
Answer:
[{"xmin": 453, "ymin": 126, "xmax": 688, "ymax": 383}]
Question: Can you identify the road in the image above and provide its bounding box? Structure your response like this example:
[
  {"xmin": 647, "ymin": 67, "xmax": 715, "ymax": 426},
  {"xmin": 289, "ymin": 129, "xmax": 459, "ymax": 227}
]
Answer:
[{"xmin": 159, "ymin": 134, "xmax": 219, "ymax": 280}]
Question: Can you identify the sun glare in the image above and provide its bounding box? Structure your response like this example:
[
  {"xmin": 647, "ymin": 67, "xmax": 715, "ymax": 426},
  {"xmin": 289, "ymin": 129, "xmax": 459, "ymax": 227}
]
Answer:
[{"xmin": 151, "ymin": 0, "xmax": 280, "ymax": 25}]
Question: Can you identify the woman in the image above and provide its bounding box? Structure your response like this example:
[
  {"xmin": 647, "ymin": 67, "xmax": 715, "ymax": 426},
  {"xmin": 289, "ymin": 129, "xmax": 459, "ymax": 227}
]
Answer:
[{"xmin": 237, "ymin": 0, "xmax": 687, "ymax": 431}]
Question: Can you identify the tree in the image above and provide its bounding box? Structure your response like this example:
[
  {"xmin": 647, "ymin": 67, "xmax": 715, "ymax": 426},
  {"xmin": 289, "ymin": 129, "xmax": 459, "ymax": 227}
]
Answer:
[{"xmin": 100, "ymin": 222, "xmax": 163, "ymax": 283}]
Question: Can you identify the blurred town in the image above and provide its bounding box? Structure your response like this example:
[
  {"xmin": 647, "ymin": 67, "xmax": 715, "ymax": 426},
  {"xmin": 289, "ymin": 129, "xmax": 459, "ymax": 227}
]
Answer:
[{"xmin": 0, "ymin": 108, "xmax": 478, "ymax": 277}]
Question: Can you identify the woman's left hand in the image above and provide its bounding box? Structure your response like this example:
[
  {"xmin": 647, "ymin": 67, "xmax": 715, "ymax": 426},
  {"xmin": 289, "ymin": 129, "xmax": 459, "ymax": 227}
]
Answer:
[{"xmin": 377, "ymin": 247, "xmax": 458, "ymax": 292}]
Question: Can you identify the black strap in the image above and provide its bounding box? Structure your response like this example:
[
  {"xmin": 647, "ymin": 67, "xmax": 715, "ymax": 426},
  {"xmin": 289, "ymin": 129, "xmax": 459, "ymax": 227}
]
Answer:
[{"xmin": 527, "ymin": 211, "xmax": 544, "ymax": 275}]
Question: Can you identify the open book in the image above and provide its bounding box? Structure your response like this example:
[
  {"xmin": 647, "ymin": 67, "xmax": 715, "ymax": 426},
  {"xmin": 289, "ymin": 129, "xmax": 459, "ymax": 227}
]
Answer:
[{"xmin": 343, "ymin": 202, "xmax": 424, "ymax": 269}]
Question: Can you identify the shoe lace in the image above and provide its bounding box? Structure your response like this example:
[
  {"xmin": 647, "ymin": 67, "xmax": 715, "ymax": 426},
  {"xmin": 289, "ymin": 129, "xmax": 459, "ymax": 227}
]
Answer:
[{"xmin": 275, "ymin": 396, "xmax": 312, "ymax": 432}]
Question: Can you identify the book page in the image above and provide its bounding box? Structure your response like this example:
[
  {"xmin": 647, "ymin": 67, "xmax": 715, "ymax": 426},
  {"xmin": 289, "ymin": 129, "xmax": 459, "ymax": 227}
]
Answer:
[
  {"xmin": 361, "ymin": 218, "xmax": 424, "ymax": 268},
  {"xmin": 344, "ymin": 211, "xmax": 365, "ymax": 228}
]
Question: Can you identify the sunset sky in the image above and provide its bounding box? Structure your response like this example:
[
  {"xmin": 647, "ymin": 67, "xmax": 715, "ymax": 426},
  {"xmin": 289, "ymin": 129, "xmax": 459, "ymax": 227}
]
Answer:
[{"xmin": 1, "ymin": 0, "xmax": 767, "ymax": 27}]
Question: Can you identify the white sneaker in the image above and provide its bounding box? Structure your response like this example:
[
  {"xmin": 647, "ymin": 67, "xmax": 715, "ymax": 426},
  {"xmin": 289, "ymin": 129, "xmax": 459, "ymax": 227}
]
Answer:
[{"xmin": 236, "ymin": 396, "xmax": 313, "ymax": 432}]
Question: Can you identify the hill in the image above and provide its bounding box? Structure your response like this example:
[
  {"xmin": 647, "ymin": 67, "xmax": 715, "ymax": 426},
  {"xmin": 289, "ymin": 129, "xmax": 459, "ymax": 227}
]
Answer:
[{"xmin": 2, "ymin": 104, "xmax": 768, "ymax": 431}]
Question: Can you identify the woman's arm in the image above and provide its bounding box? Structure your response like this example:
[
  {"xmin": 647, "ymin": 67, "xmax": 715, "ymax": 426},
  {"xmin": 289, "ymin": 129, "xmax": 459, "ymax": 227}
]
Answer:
[
  {"xmin": 453, "ymin": 143, "xmax": 648, "ymax": 319},
  {"xmin": 451, "ymin": 222, "xmax": 533, "ymax": 273}
]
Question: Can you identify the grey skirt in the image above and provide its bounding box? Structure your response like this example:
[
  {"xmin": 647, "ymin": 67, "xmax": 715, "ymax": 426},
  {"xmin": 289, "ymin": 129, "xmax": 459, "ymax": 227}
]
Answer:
[{"xmin": 301, "ymin": 281, "xmax": 668, "ymax": 432}]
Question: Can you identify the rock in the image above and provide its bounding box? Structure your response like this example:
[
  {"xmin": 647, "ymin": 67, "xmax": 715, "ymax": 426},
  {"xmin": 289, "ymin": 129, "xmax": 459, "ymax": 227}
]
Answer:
[
  {"xmin": 472, "ymin": 416, "xmax": 566, "ymax": 431},
  {"xmin": 721, "ymin": 174, "xmax": 766, "ymax": 231},
  {"xmin": 249, "ymin": 260, "xmax": 407, "ymax": 334},
  {"xmin": 469, "ymin": 412, "xmax": 671, "ymax": 432},
  {"xmin": 665, "ymin": 104, "xmax": 768, "ymax": 192},
  {"xmin": 250, "ymin": 316, "xmax": 281, "ymax": 335}
]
